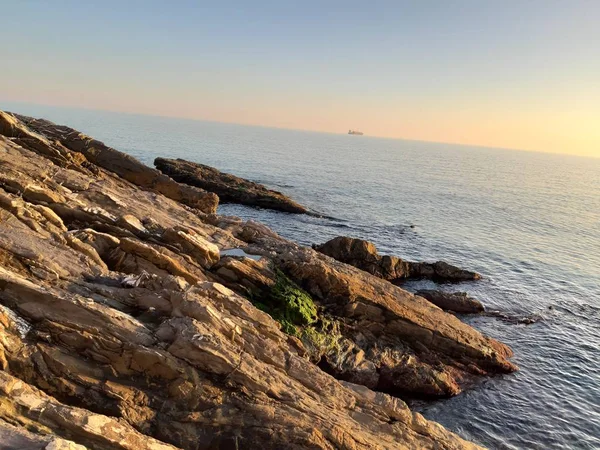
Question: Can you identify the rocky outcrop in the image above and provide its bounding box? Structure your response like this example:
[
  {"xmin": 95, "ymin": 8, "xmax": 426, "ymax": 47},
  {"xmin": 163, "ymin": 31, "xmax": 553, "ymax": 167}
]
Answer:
[
  {"xmin": 0, "ymin": 110, "xmax": 511, "ymax": 449},
  {"xmin": 416, "ymin": 290, "xmax": 485, "ymax": 314},
  {"xmin": 241, "ymin": 237, "xmax": 514, "ymax": 396},
  {"xmin": 315, "ymin": 236, "xmax": 481, "ymax": 282},
  {"xmin": 155, "ymin": 157, "xmax": 308, "ymax": 214},
  {"xmin": 207, "ymin": 234, "xmax": 514, "ymax": 398},
  {"xmin": 2, "ymin": 112, "xmax": 218, "ymax": 214}
]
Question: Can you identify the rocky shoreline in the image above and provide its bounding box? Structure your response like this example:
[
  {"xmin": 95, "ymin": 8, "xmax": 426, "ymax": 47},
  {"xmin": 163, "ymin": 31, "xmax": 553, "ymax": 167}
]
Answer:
[{"xmin": 0, "ymin": 111, "xmax": 516, "ymax": 449}]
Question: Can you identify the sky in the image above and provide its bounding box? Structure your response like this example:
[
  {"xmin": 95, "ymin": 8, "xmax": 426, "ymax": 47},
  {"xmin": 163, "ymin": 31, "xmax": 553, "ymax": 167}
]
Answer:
[{"xmin": 1, "ymin": 0, "xmax": 599, "ymax": 157}]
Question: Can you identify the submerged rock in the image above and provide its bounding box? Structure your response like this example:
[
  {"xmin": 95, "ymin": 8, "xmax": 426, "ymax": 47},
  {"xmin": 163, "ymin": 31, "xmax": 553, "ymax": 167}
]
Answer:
[
  {"xmin": 484, "ymin": 310, "xmax": 544, "ymax": 325},
  {"xmin": 155, "ymin": 157, "xmax": 309, "ymax": 214},
  {"xmin": 0, "ymin": 110, "xmax": 506, "ymax": 449},
  {"xmin": 315, "ymin": 236, "xmax": 481, "ymax": 282},
  {"xmin": 416, "ymin": 290, "xmax": 485, "ymax": 314}
]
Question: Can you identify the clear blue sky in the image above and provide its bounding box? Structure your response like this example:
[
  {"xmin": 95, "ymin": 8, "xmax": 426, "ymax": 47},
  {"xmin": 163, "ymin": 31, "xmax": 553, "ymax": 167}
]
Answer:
[{"xmin": 2, "ymin": 0, "xmax": 599, "ymax": 156}]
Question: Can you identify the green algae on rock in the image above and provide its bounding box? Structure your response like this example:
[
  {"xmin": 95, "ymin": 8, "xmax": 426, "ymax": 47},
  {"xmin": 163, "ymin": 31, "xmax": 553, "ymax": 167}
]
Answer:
[{"xmin": 252, "ymin": 267, "xmax": 317, "ymax": 335}]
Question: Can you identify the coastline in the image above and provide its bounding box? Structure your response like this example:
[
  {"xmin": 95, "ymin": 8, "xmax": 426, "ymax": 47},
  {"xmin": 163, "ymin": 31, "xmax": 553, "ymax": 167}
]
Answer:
[{"xmin": 0, "ymin": 110, "xmax": 517, "ymax": 448}]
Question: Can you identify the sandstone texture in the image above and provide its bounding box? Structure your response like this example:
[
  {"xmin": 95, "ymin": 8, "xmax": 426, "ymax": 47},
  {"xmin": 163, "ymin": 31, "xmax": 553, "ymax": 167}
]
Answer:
[
  {"xmin": 3, "ymin": 112, "xmax": 218, "ymax": 214},
  {"xmin": 0, "ymin": 110, "xmax": 514, "ymax": 449},
  {"xmin": 315, "ymin": 236, "xmax": 481, "ymax": 282},
  {"xmin": 155, "ymin": 157, "xmax": 308, "ymax": 214}
]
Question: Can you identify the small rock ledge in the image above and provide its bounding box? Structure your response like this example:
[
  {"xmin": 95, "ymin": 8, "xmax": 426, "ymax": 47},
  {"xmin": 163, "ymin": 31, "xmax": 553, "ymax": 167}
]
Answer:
[
  {"xmin": 315, "ymin": 236, "xmax": 481, "ymax": 282},
  {"xmin": 155, "ymin": 157, "xmax": 308, "ymax": 214},
  {"xmin": 416, "ymin": 290, "xmax": 485, "ymax": 314}
]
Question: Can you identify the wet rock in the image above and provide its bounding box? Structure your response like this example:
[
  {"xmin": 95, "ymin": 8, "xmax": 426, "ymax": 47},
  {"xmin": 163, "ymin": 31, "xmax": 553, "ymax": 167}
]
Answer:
[
  {"xmin": 416, "ymin": 290, "xmax": 485, "ymax": 314},
  {"xmin": 155, "ymin": 157, "xmax": 308, "ymax": 214},
  {"xmin": 315, "ymin": 236, "xmax": 481, "ymax": 282}
]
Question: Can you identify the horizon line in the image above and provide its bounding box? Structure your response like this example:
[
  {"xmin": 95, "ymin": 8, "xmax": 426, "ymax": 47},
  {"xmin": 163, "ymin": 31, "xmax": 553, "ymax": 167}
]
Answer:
[{"xmin": 2, "ymin": 98, "xmax": 598, "ymax": 161}]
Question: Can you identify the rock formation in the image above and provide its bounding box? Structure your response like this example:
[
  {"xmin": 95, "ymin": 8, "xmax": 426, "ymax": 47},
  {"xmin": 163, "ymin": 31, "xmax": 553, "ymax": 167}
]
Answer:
[
  {"xmin": 3, "ymin": 112, "xmax": 219, "ymax": 214},
  {"xmin": 315, "ymin": 236, "xmax": 481, "ymax": 282},
  {"xmin": 155, "ymin": 157, "xmax": 308, "ymax": 214},
  {"xmin": 0, "ymin": 110, "xmax": 513, "ymax": 449},
  {"xmin": 416, "ymin": 290, "xmax": 485, "ymax": 314}
]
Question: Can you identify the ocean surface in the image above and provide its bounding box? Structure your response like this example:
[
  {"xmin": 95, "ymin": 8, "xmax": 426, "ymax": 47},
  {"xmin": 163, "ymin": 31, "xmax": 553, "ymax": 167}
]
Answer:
[{"xmin": 4, "ymin": 103, "xmax": 600, "ymax": 450}]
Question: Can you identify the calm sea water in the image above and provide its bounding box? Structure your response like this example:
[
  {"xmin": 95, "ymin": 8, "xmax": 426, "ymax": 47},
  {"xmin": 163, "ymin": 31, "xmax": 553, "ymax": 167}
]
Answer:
[{"xmin": 4, "ymin": 103, "xmax": 600, "ymax": 450}]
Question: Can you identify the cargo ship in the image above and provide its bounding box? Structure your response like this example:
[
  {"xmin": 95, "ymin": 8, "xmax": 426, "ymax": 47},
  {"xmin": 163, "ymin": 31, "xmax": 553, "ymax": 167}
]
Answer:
[{"xmin": 348, "ymin": 129, "xmax": 363, "ymax": 135}]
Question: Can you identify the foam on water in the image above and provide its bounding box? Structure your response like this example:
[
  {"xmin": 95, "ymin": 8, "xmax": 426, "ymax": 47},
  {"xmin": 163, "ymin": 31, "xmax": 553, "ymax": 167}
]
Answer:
[{"xmin": 4, "ymin": 102, "xmax": 599, "ymax": 449}]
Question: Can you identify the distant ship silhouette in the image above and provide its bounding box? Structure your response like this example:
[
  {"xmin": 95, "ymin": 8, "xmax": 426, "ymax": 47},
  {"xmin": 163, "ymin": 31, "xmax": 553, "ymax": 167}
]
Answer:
[{"xmin": 348, "ymin": 129, "xmax": 363, "ymax": 135}]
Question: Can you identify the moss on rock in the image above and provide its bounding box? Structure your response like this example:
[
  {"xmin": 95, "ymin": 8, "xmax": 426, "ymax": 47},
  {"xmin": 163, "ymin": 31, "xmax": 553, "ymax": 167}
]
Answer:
[
  {"xmin": 300, "ymin": 317, "xmax": 343, "ymax": 360},
  {"xmin": 250, "ymin": 268, "xmax": 344, "ymax": 360},
  {"xmin": 253, "ymin": 267, "xmax": 317, "ymax": 335}
]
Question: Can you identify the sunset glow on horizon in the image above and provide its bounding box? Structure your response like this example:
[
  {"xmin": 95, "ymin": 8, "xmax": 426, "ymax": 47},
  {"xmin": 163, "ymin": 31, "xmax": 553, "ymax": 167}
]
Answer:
[{"xmin": 2, "ymin": 1, "xmax": 599, "ymax": 158}]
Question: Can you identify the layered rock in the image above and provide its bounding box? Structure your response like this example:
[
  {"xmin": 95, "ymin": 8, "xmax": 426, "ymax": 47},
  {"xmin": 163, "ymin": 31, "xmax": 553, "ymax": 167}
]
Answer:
[
  {"xmin": 0, "ymin": 417, "xmax": 87, "ymax": 450},
  {"xmin": 207, "ymin": 242, "xmax": 514, "ymax": 398},
  {"xmin": 0, "ymin": 370, "xmax": 177, "ymax": 450},
  {"xmin": 155, "ymin": 157, "xmax": 308, "ymax": 214},
  {"xmin": 416, "ymin": 290, "xmax": 485, "ymax": 314},
  {"xmin": 0, "ymin": 110, "xmax": 512, "ymax": 449},
  {"xmin": 315, "ymin": 236, "xmax": 481, "ymax": 282},
  {"xmin": 2, "ymin": 112, "xmax": 218, "ymax": 214}
]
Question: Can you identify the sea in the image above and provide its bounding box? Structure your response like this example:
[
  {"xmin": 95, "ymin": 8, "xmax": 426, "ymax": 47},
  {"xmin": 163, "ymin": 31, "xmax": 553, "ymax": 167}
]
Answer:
[{"xmin": 3, "ymin": 102, "xmax": 599, "ymax": 450}]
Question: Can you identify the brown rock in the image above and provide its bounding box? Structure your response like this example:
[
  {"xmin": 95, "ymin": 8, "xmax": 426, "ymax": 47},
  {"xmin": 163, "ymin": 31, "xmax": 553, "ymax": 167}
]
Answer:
[
  {"xmin": 155, "ymin": 157, "xmax": 308, "ymax": 214},
  {"xmin": 23, "ymin": 183, "xmax": 66, "ymax": 204},
  {"xmin": 0, "ymin": 112, "xmax": 87, "ymax": 171},
  {"xmin": 416, "ymin": 290, "xmax": 485, "ymax": 314},
  {"xmin": 6, "ymin": 112, "xmax": 219, "ymax": 214},
  {"xmin": 251, "ymin": 238, "xmax": 515, "ymax": 385},
  {"xmin": 207, "ymin": 235, "xmax": 515, "ymax": 398},
  {"xmin": 161, "ymin": 226, "xmax": 220, "ymax": 268},
  {"xmin": 315, "ymin": 236, "xmax": 481, "ymax": 282},
  {"xmin": 0, "ymin": 419, "xmax": 87, "ymax": 450},
  {"xmin": 0, "ymin": 371, "xmax": 177, "ymax": 450}
]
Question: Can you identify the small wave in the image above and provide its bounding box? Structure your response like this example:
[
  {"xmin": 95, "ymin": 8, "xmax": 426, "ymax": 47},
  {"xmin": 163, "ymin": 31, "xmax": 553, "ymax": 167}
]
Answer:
[
  {"xmin": 323, "ymin": 221, "xmax": 351, "ymax": 229},
  {"xmin": 254, "ymin": 179, "xmax": 295, "ymax": 189},
  {"xmin": 553, "ymin": 300, "xmax": 600, "ymax": 321},
  {"xmin": 305, "ymin": 210, "xmax": 340, "ymax": 220},
  {"xmin": 482, "ymin": 310, "xmax": 546, "ymax": 325}
]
